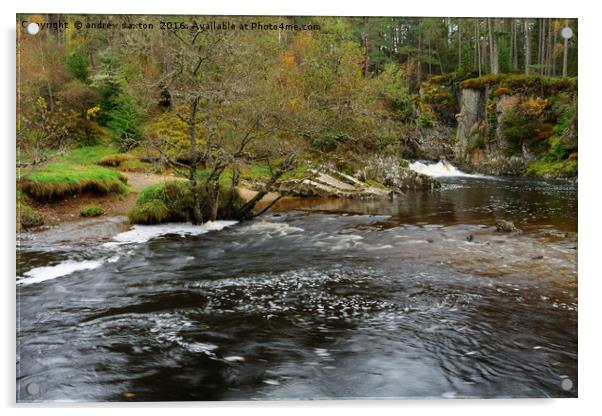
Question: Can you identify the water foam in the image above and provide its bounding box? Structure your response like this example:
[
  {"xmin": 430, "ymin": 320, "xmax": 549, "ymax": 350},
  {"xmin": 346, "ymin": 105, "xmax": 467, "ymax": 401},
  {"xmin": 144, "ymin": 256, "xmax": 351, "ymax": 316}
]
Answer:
[
  {"xmin": 409, "ymin": 161, "xmax": 487, "ymax": 178},
  {"xmin": 105, "ymin": 220, "xmax": 238, "ymax": 246},
  {"xmin": 17, "ymin": 260, "xmax": 103, "ymax": 286},
  {"xmin": 242, "ymin": 221, "xmax": 304, "ymax": 236},
  {"xmin": 18, "ymin": 221, "xmax": 238, "ymax": 285}
]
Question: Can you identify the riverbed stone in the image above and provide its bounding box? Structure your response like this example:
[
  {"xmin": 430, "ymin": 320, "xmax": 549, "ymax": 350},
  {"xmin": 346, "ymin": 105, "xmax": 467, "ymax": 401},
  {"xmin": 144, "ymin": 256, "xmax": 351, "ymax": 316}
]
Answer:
[{"xmin": 495, "ymin": 220, "xmax": 518, "ymax": 233}]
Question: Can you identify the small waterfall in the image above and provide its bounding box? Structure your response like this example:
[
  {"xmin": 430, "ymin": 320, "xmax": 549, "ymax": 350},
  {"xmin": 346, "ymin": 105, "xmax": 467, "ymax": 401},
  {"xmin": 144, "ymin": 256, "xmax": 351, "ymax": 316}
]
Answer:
[{"xmin": 409, "ymin": 160, "xmax": 486, "ymax": 178}]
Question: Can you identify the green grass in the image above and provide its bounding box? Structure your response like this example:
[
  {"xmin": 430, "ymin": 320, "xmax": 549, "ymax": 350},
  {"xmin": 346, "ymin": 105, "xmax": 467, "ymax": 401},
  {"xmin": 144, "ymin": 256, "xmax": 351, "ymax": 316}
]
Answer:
[
  {"xmin": 81, "ymin": 204, "xmax": 104, "ymax": 217},
  {"xmin": 241, "ymin": 164, "xmax": 270, "ymax": 181},
  {"xmin": 18, "ymin": 145, "xmax": 129, "ymax": 202},
  {"xmin": 59, "ymin": 145, "xmax": 119, "ymax": 164},
  {"xmin": 239, "ymin": 163, "xmax": 310, "ymax": 181},
  {"xmin": 526, "ymin": 159, "xmax": 577, "ymax": 177},
  {"xmin": 20, "ymin": 162, "xmax": 128, "ymax": 201}
]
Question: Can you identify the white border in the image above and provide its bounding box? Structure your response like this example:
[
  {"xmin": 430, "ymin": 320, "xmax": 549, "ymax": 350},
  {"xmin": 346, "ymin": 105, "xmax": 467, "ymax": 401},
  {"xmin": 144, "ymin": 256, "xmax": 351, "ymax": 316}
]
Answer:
[{"xmin": 2, "ymin": 1, "xmax": 599, "ymax": 415}]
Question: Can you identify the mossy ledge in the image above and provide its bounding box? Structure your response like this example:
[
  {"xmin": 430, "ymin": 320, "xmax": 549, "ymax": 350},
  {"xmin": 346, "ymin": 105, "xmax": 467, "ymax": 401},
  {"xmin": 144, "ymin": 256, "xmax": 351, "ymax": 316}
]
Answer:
[
  {"xmin": 19, "ymin": 163, "xmax": 128, "ymax": 201},
  {"xmin": 128, "ymin": 181, "xmax": 245, "ymax": 225}
]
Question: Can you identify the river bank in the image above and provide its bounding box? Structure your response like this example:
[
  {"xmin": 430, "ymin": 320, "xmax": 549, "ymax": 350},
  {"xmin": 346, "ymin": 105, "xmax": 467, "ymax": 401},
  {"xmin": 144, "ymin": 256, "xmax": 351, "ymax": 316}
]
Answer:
[{"xmin": 23, "ymin": 171, "xmax": 283, "ymax": 229}]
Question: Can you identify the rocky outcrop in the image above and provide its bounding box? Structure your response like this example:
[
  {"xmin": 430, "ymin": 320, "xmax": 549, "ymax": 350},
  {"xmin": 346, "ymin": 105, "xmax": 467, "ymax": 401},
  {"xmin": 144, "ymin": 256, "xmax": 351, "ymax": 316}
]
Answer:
[
  {"xmin": 279, "ymin": 168, "xmax": 391, "ymax": 198},
  {"xmin": 404, "ymin": 126, "xmax": 456, "ymax": 161},
  {"xmin": 278, "ymin": 156, "xmax": 440, "ymax": 199},
  {"xmin": 455, "ymin": 88, "xmax": 487, "ymax": 161},
  {"xmin": 455, "ymin": 88, "xmax": 534, "ymax": 175},
  {"xmin": 356, "ymin": 156, "xmax": 440, "ymax": 191}
]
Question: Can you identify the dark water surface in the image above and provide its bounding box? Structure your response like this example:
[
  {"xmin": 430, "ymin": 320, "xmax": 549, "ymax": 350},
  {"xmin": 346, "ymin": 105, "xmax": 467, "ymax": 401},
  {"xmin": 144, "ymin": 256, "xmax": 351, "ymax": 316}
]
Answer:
[{"xmin": 16, "ymin": 175, "xmax": 577, "ymax": 401}]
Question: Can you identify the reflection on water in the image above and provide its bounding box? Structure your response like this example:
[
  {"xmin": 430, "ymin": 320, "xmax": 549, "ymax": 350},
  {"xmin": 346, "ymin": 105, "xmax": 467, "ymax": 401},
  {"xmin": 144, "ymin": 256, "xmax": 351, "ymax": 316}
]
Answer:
[
  {"xmin": 16, "ymin": 176, "xmax": 577, "ymax": 401},
  {"xmin": 271, "ymin": 176, "xmax": 577, "ymax": 233}
]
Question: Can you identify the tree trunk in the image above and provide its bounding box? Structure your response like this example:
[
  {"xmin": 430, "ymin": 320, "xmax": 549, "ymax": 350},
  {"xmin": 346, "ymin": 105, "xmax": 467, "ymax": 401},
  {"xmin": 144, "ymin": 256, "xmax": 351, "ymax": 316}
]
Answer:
[
  {"xmin": 210, "ymin": 182, "xmax": 219, "ymax": 222},
  {"xmin": 541, "ymin": 19, "xmax": 547, "ymax": 75},
  {"xmin": 475, "ymin": 18, "xmax": 482, "ymax": 76},
  {"xmin": 537, "ymin": 19, "xmax": 542, "ymax": 74},
  {"xmin": 234, "ymin": 156, "xmax": 296, "ymax": 221},
  {"xmin": 547, "ymin": 18, "xmax": 553, "ymax": 76},
  {"xmin": 363, "ymin": 17, "xmax": 370, "ymax": 77},
  {"xmin": 428, "ymin": 36, "xmax": 433, "ymax": 75},
  {"xmin": 524, "ymin": 19, "xmax": 530, "ymax": 75},
  {"xmin": 562, "ymin": 19, "xmax": 569, "ymax": 77},
  {"xmin": 552, "ymin": 19, "xmax": 558, "ymax": 76},
  {"xmin": 416, "ymin": 18, "xmax": 422, "ymax": 87},
  {"xmin": 511, "ymin": 19, "xmax": 518, "ymax": 71},
  {"xmin": 457, "ymin": 18, "xmax": 462, "ymax": 71},
  {"xmin": 487, "ymin": 18, "xmax": 499, "ymax": 74},
  {"xmin": 188, "ymin": 98, "xmax": 202, "ymax": 225}
]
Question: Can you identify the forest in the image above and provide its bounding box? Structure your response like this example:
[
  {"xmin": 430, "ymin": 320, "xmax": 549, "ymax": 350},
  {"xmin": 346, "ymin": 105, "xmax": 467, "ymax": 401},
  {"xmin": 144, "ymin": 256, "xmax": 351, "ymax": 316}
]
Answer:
[{"xmin": 16, "ymin": 14, "xmax": 578, "ymax": 229}]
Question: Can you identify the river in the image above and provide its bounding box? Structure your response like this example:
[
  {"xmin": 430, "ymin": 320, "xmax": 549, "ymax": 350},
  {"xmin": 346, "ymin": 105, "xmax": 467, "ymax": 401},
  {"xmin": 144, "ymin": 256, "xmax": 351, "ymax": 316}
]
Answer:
[{"xmin": 16, "ymin": 165, "xmax": 578, "ymax": 401}]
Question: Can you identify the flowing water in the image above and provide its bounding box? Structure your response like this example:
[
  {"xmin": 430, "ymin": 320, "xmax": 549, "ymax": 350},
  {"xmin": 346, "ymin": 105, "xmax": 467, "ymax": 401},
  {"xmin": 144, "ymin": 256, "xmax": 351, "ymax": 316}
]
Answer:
[{"xmin": 16, "ymin": 164, "xmax": 578, "ymax": 401}]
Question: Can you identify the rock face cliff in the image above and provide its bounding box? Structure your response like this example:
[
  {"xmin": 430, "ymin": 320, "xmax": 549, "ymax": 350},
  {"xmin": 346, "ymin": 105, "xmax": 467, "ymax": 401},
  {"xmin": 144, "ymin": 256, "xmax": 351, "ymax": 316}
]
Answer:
[
  {"xmin": 455, "ymin": 88, "xmax": 530, "ymax": 175},
  {"xmin": 414, "ymin": 74, "xmax": 577, "ymax": 177},
  {"xmin": 455, "ymin": 88, "xmax": 487, "ymax": 161}
]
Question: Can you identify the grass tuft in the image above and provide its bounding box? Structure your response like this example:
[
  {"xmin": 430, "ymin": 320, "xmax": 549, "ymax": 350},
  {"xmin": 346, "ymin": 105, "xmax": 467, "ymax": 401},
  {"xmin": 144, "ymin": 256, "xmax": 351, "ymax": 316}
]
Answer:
[
  {"xmin": 20, "ymin": 163, "xmax": 128, "ymax": 201},
  {"xmin": 97, "ymin": 153, "xmax": 135, "ymax": 167},
  {"xmin": 81, "ymin": 205, "xmax": 104, "ymax": 217},
  {"xmin": 17, "ymin": 203, "xmax": 44, "ymax": 230}
]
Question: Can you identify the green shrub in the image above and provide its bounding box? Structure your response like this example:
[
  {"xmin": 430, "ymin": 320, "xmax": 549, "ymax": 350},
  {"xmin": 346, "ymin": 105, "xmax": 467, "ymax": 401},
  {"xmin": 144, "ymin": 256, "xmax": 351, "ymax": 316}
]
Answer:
[
  {"xmin": 500, "ymin": 97, "xmax": 552, "ymax": 157},
  {"xmin": 106, "ymin": 92, "xmax": 144, "ymax": 151},
  {"xmin": 20, "ymin": 163, "xmax": 128, "ymax": 201},
  {"xmin": 420, "ymin": 82, "xmax": 456, "ymax": 125},
  {"xmin": 417, "ymin": 109, "xmax": 436, "ymax": 128},
  {"xmin": 81, "ymin": 205, "xmax": 104, "ymax": 217},
  {"xmin": 128, "ymin": 200, "xmax": 171, "ymax": 224},
  {"xmin": 128, "ymin": 180, "xmax": 245, "ymax": 224},
  {"xmin": 72, "ymin": 119, "xmax": 105, "ymax": 146},
  {"xmin": 307, "ymin": 130, "xmax": 346, "ymax": 151},
  {"xmin": 17, "ymin": 203, "xmax": 44, "ymax": 229},
  {"xmin": 66, "ymin": 46, "xmax": 90, "ymax": 83}
]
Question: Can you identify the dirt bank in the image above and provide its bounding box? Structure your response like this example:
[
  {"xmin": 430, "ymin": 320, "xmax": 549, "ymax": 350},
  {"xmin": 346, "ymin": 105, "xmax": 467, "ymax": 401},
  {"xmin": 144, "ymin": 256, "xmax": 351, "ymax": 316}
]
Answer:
[{"xmin": 29, "ymin": 172, "xmax": 281, "ymax": 228}]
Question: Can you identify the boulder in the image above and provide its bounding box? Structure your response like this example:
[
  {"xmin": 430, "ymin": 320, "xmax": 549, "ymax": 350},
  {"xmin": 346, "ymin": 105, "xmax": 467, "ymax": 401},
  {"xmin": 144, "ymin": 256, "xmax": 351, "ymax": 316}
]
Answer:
[
  {"xmin": 495, "ymin": 220, "xmax": 518, "ymax": 233},
  {"xmin": 356, "ymin": 155, "xmax": 441, "ymax": 191}
]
